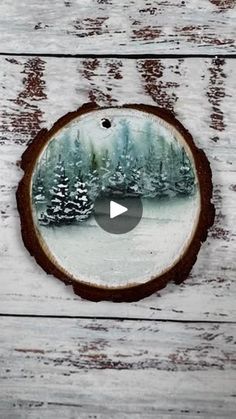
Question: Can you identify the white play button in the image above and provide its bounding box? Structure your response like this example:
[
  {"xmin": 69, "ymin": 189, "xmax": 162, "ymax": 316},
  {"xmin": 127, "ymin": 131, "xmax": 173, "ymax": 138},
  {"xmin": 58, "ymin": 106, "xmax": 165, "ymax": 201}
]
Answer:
[
  {"xmin": 94, "ymin": 195, "xmax": 143, "ymax": 234},
  {"xmin": 110, "ymin": 200, "xmax": 128, "ymax": 219}
]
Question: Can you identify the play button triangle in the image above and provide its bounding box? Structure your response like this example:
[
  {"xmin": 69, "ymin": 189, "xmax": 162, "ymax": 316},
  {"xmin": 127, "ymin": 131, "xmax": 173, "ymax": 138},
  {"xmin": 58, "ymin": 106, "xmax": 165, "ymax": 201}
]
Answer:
[
  {"xmin": 94, "ymin": 195, "xmax": 143, "ymax": 234},
  {"xmin": 110, "ymin": 200, "xmax": 128, "ymax": 219}
]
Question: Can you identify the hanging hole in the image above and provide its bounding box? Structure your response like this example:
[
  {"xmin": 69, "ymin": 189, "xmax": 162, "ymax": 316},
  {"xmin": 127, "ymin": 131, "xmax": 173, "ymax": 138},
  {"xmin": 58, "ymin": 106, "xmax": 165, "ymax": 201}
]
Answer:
[{"xmin": 101, "ymin": 118, "xmax": 111, "ymax": 129}]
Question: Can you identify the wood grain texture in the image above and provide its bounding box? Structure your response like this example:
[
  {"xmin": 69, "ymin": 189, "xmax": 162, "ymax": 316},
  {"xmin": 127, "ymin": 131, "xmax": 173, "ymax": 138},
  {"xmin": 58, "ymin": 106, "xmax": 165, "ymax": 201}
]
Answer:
[
  {"xmin": 0, "ymin": 0, "xmax": 235, "ymax": 55},
  {"xmin": 0, "ymin": 317, "xmax": 235, "ymax": 418},
  {"xmin": 0, "ymin": 56, "xmax": 235, "ymax": 320}
]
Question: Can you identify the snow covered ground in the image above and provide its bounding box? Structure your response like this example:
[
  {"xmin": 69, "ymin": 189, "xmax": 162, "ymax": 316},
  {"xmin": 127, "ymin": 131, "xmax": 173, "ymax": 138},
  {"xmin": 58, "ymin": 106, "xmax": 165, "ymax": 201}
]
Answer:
[{"xmin": 37, "ymin": 194, "xmax": 200, "ymax": 288}]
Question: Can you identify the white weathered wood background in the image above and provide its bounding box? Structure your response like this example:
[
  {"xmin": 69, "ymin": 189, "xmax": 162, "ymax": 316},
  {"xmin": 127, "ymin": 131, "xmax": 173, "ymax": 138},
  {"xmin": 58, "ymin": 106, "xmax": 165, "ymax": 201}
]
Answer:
[{"xmin": 0, "ymin": 1, "xmax": 236, "ymax": 418}]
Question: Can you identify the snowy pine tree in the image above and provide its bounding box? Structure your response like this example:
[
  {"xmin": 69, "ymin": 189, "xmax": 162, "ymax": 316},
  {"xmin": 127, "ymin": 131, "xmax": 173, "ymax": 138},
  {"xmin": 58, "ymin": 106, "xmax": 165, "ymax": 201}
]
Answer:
[
  {"xmin": 100, "ymin": 150, "xmax": 113, "ymax": 192},
  {"xmin": 106, "ymin": 120, "xmax": 136, "ymax": 195},
  {"xmin": 66, "ymin": 177, "xmax": 94, "ymax": 222},
  {"xmin": 33, "ymin": 168, "xmax": 46, "ymax": 204},
  {"xmin": 84, "ymin": 152, "xmax": 101, "ymax": 200},
  {"xmin": 39, "ymin": 156, "xmax": 70, "ymax": 226},
  {"xmin": 175, "ymin": 148, "xmax": 195, "ymax": 196},
  {"xmin": 155, "ymin": 161, "xmax": 169, "ymax": 196},
  {"xmin": 126, "ymin": 159, "xmax": 143, "ymax": 195},
  {"xmin": 166, "ymin": 143, "xmax": 182, "ymax": 194},
  {"xmin": 106, "ymin": 160, "xmax": 126, "ymax": 196},
  {"xmin": 120, "ymin": 124, "xmax": 135, "ymax": 187},
  {"xmin": 74, "ymin": 137, "xmax": 84, "ymax": 176},
  {"xmin": 142, "ymin": 143, "xmax": 160, "ymax": 197}
]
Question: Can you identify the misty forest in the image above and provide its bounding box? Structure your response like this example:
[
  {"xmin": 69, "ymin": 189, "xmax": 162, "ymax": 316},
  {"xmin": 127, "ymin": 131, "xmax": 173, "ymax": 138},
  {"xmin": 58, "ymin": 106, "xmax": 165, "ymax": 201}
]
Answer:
[{"xmin": 32, "ymin": 119, "xmax": 196, "ymax": 227}]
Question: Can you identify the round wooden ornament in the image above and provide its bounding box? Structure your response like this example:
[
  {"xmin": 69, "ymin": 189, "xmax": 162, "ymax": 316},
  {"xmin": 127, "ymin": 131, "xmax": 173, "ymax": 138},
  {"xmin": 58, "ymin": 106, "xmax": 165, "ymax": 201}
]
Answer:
[{"xmin": 16, "ymin": 103, "xmax": 215, "ymax": 302}]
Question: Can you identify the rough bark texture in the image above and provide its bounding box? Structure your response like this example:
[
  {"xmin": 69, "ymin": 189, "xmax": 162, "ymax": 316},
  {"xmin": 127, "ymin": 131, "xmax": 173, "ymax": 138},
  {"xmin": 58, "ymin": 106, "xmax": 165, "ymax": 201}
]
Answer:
[{"xmin": 0, "ymin": 0, "xmax": 235, "ymax": 54}]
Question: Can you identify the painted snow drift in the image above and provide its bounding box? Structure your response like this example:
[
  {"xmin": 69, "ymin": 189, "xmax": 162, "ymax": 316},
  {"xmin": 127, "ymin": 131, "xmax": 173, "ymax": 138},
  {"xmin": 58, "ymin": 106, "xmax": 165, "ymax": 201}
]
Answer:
[{"xmin": 31, "ymin": 108, "xmax": 200, "ymax": 287}]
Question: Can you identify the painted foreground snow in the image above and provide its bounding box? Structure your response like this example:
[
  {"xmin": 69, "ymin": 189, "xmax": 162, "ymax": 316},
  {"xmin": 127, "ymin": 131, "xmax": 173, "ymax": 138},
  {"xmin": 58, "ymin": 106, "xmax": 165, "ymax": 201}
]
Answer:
[{"xmin": 38, "ymin": 195, "xmax": 200, "ymax": 288}]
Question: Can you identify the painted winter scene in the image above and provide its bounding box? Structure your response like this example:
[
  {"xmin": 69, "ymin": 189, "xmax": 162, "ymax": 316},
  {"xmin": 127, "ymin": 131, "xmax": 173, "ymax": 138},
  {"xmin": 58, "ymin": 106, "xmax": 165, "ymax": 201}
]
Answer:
[{"xmin": 31, "ymin": 108, "xmax": 200, "ymax": 288}]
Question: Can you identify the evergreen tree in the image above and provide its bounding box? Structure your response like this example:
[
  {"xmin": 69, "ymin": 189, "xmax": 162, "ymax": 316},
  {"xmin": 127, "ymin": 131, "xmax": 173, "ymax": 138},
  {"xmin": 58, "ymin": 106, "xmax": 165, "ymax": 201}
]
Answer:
[
  {"xmin": 33, "ymin": 168, "xmax": 46, "ymax": 204},
  {"xmin": 155, "ymin": 161, "xmax": 169, "ymax": 196},
  {"xmin": 167, "ymin": 142, "xmax": 184, "ymax": 193},
  {"xmin": 126, "ymin": 159, "xmax": 143, "ymax": 195},
  {"xmin": 85, "ymin": 152, "xmax": 101, "ymax": 200},
  {"xmin": 175, "ymin": 148, "xmax": 195, "ymax": 195},
  {"xmin": 66, "ymin": 177, "xmax": 94, "ymax": 222},
  {"xmin": 86, "ymin": 169, "xmax": 100, "ymax": 199},
  {"xmin": 74, "ymin": 137, "xmax": 84, "ymax": 176},
  {"xmin": 106, "ymin": 160, "xmax": 126, "ymax": 195},
  {"xmin": 118, "ymin": 121, "xmax": 136, "ymax": 192},
  {"xmin": 39, "ymin": 156, "xmax": 70, "ymax": 226},
  {"xmin": 100, "ymin": 149, "xmax": 113, "ymax": 192},
  {"xmin": 142, "ymin": 143, "xmax": 160, "ymax": 197}
]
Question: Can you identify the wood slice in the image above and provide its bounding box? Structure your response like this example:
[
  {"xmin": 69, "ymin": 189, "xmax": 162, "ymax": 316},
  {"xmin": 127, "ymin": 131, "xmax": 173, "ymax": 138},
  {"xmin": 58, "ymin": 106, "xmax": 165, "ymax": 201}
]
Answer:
[{"xmin": 16, "ymin": 103, "xmax": 215, "ymax": 302}]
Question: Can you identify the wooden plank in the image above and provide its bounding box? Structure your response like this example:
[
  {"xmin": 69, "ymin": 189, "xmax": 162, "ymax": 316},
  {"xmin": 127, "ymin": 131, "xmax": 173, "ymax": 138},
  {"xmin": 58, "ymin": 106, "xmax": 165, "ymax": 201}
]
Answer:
[
  {"xmin": 1, "ymin": 372, "xmax": 235, "ymax": 419},
  {"xmin": 0, "ymin": 317, "xmax": 235, "ymax": 418},
  {"xmin": 0, "ymin": 0, "xmax": 235, "ymax": 55},
  {"xmin": 0, "ymin": 56, "xmax": 235, "ymax": 320}
]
